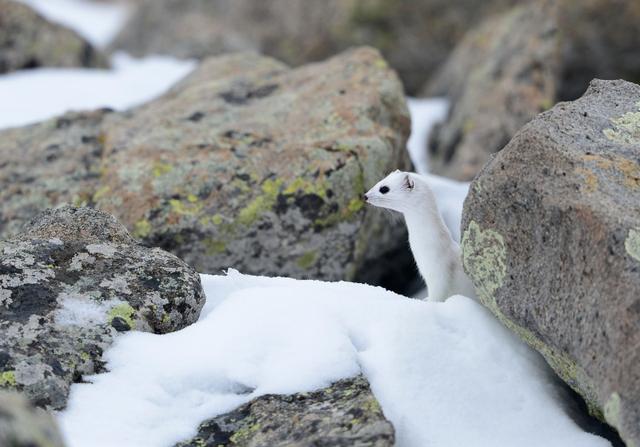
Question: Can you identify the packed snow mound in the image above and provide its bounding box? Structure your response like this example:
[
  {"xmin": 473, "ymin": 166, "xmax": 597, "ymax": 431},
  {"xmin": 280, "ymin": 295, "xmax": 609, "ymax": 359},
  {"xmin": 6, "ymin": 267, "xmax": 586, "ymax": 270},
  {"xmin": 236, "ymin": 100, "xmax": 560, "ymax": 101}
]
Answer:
[{"xmin": 59, "ymin": 270, "xmax": 610, "ymax": 447}]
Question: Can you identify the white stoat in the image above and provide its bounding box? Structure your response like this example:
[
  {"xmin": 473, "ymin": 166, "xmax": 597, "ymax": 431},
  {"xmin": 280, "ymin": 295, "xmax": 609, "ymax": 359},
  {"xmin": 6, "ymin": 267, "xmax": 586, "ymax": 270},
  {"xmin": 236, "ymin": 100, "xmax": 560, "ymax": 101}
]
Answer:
[{"xmin": 364, "ymin": 170, "xmax": 476, "ymax": 302}]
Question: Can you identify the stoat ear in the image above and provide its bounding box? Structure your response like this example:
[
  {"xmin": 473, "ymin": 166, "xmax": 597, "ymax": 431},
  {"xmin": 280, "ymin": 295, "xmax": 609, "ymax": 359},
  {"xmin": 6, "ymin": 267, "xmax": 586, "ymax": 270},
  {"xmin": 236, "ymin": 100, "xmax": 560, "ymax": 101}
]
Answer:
[{"xmin": 404, "ymin": 175, "xmax": 414, "ymax": 190}]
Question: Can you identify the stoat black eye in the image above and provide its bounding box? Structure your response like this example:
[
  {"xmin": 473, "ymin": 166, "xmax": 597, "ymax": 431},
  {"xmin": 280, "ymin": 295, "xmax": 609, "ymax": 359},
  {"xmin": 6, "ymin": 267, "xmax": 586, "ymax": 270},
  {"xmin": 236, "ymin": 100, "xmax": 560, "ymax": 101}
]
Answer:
[{"xmin": 379, "ymin": 186, "xmax": 390, "ymax": 194}]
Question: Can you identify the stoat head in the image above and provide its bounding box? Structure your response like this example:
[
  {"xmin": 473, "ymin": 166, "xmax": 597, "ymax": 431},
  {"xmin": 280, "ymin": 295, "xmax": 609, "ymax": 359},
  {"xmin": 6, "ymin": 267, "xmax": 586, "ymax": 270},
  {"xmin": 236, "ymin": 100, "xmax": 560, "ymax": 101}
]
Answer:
[{"xmin": 363, "ymin": 170, "xmax": 421, "ymax": 214}]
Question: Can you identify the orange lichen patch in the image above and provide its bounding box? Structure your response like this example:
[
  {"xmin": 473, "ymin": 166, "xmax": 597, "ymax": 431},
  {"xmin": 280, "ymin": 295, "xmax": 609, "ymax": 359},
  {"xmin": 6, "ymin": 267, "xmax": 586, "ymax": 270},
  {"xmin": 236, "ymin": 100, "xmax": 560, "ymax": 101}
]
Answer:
[
  {"xmin": 575, "ymin": 167, "xmax": 599, "ymax": 193},
  {"xmin": 581, "ymin": 154, "xmax": 640, "ymax": 189}
]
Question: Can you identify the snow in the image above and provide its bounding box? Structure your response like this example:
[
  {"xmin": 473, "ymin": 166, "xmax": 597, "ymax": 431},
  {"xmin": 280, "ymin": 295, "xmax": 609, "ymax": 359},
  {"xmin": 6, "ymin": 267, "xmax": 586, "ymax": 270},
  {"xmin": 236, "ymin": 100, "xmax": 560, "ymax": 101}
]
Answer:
[
  {"xmin": 422, "ymin": 173, "xmax": 469, "ymax": 242},
  {"xmin": 59, "ymin": 270, "xmax": 610, "ymax": 447},
  {"xmin": 55, "ymin": 295, "xmax": 121, "ymax": 326},
  {"xmin": 0, "ymin": 53, "xmax": 195, "ymax": 130},
  {"xmin": 16, "ymin": 0, "xmax": 130, "ymax": 48},
  {"xmin": 406, "ymin": 97, "xmax": 468, "ymax": 242},
  {"xmin": 406, "ymin": 97, "xmax": 449, "ymax": 176}
]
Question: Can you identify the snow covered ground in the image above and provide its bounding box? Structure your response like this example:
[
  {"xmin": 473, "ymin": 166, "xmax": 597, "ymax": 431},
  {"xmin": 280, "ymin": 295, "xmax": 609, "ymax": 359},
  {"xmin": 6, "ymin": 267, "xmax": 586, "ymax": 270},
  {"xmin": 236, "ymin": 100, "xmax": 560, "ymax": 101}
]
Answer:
[{"xmin": 60, "ymin": 271, "xmax": 610, "ymax": 447}]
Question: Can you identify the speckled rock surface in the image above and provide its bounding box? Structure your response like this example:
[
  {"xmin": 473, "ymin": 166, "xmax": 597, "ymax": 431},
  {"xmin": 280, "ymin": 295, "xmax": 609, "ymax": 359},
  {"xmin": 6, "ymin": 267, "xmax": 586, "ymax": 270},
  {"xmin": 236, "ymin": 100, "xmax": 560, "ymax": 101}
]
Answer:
[
  {"xmin": 0, "ymin": 48, "xmax": 414, "ymax": 289},
  {"xmin": 461, "ymin": 79, "xmax": 640, "ymax": 446},
  {"xmin": 0, "ymin": 206, "xmax": 205, "ymax": 410},
  {"xmin": 0, "ymin": 0, "xmax": 107, "ymax": 73},
  {"xmin": 0, "ymin": 390, "xmax": 66, "ymax": 447},
  {"xmin": 175, "ymin": 375, "xmax": 394, "ymax": 447},
  {"xmin": 110, "ymin": 0, "xmax": 527, "ymax": 94},
  {"xmin": 424, "ymin": 0, "xmax": 560, "ymax": 181}
]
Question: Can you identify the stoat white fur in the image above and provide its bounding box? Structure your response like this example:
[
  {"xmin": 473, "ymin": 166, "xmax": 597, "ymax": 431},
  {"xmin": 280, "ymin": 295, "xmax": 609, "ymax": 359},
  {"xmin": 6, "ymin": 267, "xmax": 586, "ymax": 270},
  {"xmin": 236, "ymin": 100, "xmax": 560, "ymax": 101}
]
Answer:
[{"xmin": 364, "ymin": 170, "xmax": 476, "ymax": 302}]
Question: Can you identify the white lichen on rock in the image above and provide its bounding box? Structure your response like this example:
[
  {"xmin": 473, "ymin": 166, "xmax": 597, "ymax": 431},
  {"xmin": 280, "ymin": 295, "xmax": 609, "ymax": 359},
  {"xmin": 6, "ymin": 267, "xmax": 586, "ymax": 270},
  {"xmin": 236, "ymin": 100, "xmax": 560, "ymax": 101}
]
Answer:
[
  {"xmin": 69, "ymin": 252, "xmax": 96, "ymax": 271},
  {"xmin": 0, "ymin": 288, "xmax": 12, "ymax": 306},
  {"xmin": 99, "ymin": 276, "xmax": 132, "ymax": 295},
  {"xmin": 86, "ymin": 243, "xmax": 118, "ymax": 258},
  {"xmin": 54, "ymin": 293, "xmax": 122, "ymax": 326},
  {"xmin": 625, "ymin": 228, "xmax": 640, "ymax": 262}
]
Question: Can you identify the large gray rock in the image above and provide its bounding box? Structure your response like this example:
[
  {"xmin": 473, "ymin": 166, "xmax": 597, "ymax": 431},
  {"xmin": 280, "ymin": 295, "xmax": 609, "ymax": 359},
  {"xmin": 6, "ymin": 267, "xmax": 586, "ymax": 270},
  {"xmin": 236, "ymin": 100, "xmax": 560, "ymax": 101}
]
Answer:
[
  {"xmin": 0, "ymin": 206, "xmax": 205, "ymax": 409},
  {"xmin": 110, "ymin": 0, "xmax": 526, "ymax": 94},
  {"xmin": 461, "ymin": 79, "xmax": 640, "ymax": 446},
  {"xmin": 175, "ymin": 375, "xmax": 394, "ymax": 447},
  {"xmin": 425, "ymin": 0, "xmax": 560, "ymax": 181},
  {"xmin": 0, "ymin": 48, "xmax": 414, "ymax": 290},
  {"xmin": 423, "ymin": 0, "xmax": 640, "ymax": 181},
  {"xmin": 0, "ymin": 0, "xmax": 107, "ymax": 73},
  {"xmin": 0, "ymin": 391, "xmax": 66, "ymax": 447}
]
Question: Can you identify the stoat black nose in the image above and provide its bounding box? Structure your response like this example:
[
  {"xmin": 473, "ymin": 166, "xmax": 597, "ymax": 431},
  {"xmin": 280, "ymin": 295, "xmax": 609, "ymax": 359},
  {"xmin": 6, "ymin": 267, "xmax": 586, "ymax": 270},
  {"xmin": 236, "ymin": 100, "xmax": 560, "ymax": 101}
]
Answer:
[{"xmin": 363, "ymin": 194, "xmax": 368, "ymax": 202}]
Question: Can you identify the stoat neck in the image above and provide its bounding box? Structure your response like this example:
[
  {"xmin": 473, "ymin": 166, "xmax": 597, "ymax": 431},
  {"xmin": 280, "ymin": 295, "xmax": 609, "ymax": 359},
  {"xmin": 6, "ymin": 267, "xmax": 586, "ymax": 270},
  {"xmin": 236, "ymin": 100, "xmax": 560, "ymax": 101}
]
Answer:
[{"xmin": 404, "ymin": 205, "xmax": 459, "ymax": 302}]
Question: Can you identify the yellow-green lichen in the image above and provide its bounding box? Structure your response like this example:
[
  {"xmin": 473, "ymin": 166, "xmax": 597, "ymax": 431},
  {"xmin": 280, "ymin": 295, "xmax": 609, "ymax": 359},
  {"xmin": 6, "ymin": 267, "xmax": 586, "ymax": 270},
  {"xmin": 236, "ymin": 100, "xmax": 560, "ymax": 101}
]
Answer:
[
  {"xmin": 72, "ymin": 192, "xmax": 91, "ymax": 207},
  {"xmin": 93, "ymin": 185, "xmax": 111, "ymax": 202},
  {"xmin": 461, "ymin": 220, "xmax": 506, "ymax": 301},
  {"xmin": 374, "ymin": 58, "xmax": 388, "ymax": 69},
  {"xmin": 347, "ymin": 197, "xmax": 364, "ymax": 214},
  {"xmin": 296, "ymin": 251, "xmax": 317, "ymax": 269},
  {"xmin": 108, "ymin": 303, "xmax": 136, "ymax": 329},
  {"xmin": 231, "ymin": 178, "xmax": 252, "ymax": 193},
  {"xmin": 211, "ymin": 214, "xmax": 223, "ymax": 225},
  {"xmin": 314, "ymin": 195, "xmax": 365, "ymax": 228},
  {"xmin": 237, "ymin": 178, "xmax": 283, "ymax": 226},
  {"xmin": 133, "ymin": 219, "xmax": 152, "ymax": 238},
  {"xmin": 204, "ymin": 238, "xmax": 226, "ymax": 255},
  {"xmin": 625, "ymin": 228, "xmax": 640, "ymax": 262},
  {"xmin": 539, "ymin": 97, "xmax": 554, "ymax": 111},
  {"xmin": 604, "ymin": 392, "xmax": 622, "ymax": 428},
  {"xmin": 152, "ymin": 162, "xmax": 173, "ymax": 177},
  {"xmin": 229, "ymin": 422, "xmax": 261, "ymax": 444},
  {"xmin": 283, "ymin": 177, "xmax": 328, "ymax": 199},
  {"xmin": 362, "ymin": 396, "xmax": 382, "ymax": 414},
  {"xmin": 169, "ymin": 198, "xmax": 203, "ymax": 216},
  {"xmin": 603, "ymin": 109, "xmax": 640, "ymax": 144},
  {"xmin": 0, "ymin": 371, "xmax": 16, "ymax": 387}
]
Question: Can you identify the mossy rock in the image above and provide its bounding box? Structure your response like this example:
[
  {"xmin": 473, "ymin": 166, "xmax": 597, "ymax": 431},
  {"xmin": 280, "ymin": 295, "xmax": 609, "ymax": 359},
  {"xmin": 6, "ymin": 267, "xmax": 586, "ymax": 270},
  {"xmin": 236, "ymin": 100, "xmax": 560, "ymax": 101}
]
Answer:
[
  {"xmin": 0, "ymin": 206, "xmax": 205, "ymax": 410},
  {"xmin": 0, "ymin": 48, "xmax": 415, "ymax": 291},
  {"xmin": 461, "ymin": 79, "xmax": 640, "ymax": 446},
  {"xmin": 175, "ymin": 375, "xmax": 394, "ymax": 447}
]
